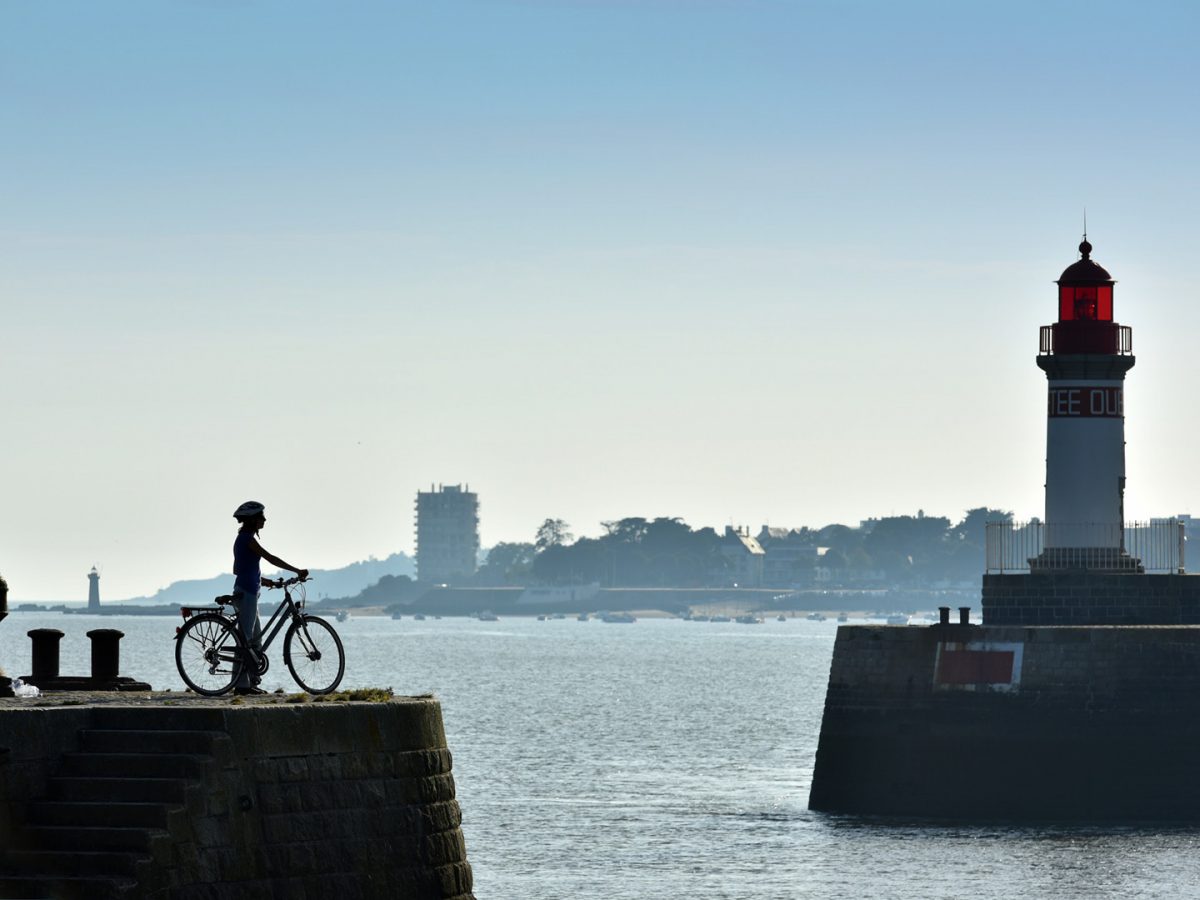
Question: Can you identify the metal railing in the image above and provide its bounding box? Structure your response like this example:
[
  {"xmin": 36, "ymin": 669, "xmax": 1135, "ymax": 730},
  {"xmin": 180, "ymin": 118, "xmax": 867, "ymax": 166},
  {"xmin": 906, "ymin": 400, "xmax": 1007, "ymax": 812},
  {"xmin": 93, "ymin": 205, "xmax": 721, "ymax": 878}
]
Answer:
[
  {"xmin": 1038, "ymin": 324, "xmax": 1132, "ymax": 356},
  {"xmin": 985, "ymin": 520, "xmax": 1185, "ymax": 574}
]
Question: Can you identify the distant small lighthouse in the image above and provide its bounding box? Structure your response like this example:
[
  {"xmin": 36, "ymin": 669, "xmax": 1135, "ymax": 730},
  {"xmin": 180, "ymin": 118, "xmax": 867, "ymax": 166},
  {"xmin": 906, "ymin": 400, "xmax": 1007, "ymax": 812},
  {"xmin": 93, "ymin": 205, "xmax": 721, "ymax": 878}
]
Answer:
[
  {"xmin": 1036, "ymin": 236, "xmax": 1136, "ymax": 568},
  {"xmin": 87, "ymin": 566, "xmax": 100, "ymax": 612}
]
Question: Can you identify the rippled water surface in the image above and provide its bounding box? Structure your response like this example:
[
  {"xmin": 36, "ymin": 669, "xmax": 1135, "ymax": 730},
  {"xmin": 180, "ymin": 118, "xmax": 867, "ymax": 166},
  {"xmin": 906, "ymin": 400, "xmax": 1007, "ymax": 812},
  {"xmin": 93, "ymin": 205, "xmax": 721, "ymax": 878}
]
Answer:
[{"xmin": 7, "ymin": 612, "xmax": 1200, "ymax": 898}]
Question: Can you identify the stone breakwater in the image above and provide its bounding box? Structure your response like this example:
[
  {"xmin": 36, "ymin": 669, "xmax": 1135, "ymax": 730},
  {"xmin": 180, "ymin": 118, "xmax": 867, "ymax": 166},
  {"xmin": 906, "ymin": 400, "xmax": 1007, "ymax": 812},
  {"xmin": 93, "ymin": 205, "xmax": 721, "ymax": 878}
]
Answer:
[
  {"xmin": 809, "ymin": 624, "xmax": 1200, "ymax": 820},
  {"xmin": 0, "ymin": 693, "xmax": 474, "ymax": 899},
  {"xmin": 983, "ymin": 572, "xmax": 1200, "ymax": 626}
]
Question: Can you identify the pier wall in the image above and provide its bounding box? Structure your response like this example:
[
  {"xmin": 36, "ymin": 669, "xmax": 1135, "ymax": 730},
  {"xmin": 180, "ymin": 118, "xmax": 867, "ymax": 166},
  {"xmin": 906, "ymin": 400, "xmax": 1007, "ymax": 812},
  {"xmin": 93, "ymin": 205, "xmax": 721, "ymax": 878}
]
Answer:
[
  {"xmin": 983, "ymin": 572, "xmax": 1200, "ymax": 625},
  {"xmin": 809, "ymin": 624, "xmax": 1200, "ymax": 819},
  {"xmin": 0, "ymin": 698, "xmax": 473, "ymax": 899}
]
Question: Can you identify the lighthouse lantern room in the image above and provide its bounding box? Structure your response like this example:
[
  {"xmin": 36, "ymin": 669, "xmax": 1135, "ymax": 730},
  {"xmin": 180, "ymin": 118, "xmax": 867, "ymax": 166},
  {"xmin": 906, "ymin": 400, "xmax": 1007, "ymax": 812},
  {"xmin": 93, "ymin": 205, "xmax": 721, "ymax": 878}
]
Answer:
[{"xmin": 1036, "ymin": 237, "xmax": 1136, "ymax": 568}]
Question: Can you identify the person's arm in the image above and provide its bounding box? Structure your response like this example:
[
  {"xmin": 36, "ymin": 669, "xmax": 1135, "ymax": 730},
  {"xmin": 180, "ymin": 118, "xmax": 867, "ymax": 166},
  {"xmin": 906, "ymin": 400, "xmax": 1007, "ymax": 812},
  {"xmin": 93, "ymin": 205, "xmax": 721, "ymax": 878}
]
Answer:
[{"xmin": 248, "ymin": 536, "xmax": 309, "ymax": 581}]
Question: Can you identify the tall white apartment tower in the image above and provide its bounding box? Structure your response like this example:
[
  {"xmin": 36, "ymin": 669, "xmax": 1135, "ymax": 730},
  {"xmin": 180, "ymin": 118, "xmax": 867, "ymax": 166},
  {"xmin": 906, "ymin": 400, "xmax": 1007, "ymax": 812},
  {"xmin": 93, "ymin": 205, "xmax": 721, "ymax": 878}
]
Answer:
[{"xmin": 415, "ymin": 484, "xmax": 480, "ymax": 584}]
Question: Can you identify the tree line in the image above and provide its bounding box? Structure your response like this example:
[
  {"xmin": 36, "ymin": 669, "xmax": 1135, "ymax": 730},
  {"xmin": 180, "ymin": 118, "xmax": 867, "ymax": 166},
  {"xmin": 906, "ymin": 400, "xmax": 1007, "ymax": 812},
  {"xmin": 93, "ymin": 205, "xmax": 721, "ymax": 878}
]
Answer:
[{"xmin": 471, "ymin": 508, "xmax": 1012, "ymax": 589}]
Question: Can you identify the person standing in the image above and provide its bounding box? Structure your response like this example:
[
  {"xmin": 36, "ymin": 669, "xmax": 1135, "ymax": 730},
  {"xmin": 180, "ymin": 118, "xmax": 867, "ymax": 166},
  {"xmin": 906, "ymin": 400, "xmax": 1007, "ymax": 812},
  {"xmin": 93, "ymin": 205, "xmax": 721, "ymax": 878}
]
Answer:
[{"xmin": 231, "ymin": 501, "xmax": 308, "ymax": 695}]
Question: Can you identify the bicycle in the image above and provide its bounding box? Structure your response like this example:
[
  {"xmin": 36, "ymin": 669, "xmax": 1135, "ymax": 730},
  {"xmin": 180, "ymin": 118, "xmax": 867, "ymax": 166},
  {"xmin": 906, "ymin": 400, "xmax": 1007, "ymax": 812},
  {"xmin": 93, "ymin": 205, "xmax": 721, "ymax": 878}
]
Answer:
[{"xmin": 174, "ymin": 576, "xmax": 345, "ymax": 696}]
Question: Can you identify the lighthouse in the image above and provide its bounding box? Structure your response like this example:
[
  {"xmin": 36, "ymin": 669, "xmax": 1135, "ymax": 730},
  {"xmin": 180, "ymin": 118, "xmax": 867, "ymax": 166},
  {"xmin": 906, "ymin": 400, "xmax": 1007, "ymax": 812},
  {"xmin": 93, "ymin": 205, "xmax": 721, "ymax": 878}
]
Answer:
[
  {"xmin": 810, "ymin": 236, "xmax": 1200, "ymax": 823},
  {"xmin": 1036, "ymin": 236, "xmax": 1136, "ymax": 569},
  {"xmin": 87, "ymin": 566, "xmax": 100, "ymax": 612}
]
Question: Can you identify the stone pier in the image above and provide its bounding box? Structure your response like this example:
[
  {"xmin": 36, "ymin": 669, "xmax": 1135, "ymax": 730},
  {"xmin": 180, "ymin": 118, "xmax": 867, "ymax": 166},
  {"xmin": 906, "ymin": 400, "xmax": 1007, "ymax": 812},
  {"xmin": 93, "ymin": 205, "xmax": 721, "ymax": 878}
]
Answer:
[
  {"xmin": 809, "ymin": 623, "xmax": 1200, "ymax": 820},
  {"xmin": 0, "ymin": 693, "xmax": 474, "ymax": 899}
]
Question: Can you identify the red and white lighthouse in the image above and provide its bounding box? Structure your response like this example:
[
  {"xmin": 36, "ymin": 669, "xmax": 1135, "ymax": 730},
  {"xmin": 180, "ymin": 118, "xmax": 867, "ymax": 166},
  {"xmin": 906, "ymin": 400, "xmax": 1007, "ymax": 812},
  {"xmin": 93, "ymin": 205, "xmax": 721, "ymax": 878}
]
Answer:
[{"xmin": 1036, "ymin": 237, "xmax": 1136, "ymax": 566}]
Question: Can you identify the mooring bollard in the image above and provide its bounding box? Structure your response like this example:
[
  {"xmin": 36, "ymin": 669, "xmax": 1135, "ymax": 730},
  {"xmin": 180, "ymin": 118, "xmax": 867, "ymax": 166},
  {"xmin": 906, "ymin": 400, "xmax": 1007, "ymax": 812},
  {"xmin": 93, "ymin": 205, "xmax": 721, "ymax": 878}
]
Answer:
[
  {"xmin": 27, "ymin": 628, "xmax": 64, "ymax": 682},
  {"xmin": 87, "ymin": 629, "xmax": 124, "ymax": 682},
  {"xmin": 939, "ymin": 606, "xmax": 951, "ymax": 625},
  {"xmin": 959, "ymin": 606, "xmax": 971, "ymax": 625}
]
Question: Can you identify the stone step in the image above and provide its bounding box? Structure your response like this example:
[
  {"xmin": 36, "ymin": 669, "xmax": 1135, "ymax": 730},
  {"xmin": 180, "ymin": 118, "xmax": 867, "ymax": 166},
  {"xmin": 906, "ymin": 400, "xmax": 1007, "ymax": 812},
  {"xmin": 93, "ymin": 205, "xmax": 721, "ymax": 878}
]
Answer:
[
  {"xmin": 0, "ymin": 874, "xmax": 135, "ymax": 900},
  {"xmin": 22, "ymin": 824, "xmax": 161, "ymax": 852},
  {"xmin": 90, "ymin": 707, "xmax": 230, "ymax": 732},
  {"xmin": 2, "ymin": 849, "xmax": 142, "ymax": 877},
  {"xmin": 48, "ymin": 776, "xmax": 188, "ymax": 804},
  {"xmin": 58, "ymin": 752, "xmax": 208, "ymax": 779},
  {"xmin": 79, "ymin": 728, "xmax": 227, "ymax": 754},
  {"xmin": 29, "ymin": 800, "xmax": 170, "ymax": 829}
]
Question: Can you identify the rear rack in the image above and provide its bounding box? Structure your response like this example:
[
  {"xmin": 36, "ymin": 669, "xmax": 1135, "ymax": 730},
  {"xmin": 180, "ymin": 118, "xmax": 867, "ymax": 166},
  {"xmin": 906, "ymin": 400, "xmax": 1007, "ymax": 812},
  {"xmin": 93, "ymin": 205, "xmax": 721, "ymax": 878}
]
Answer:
[{"xmin": 180, "ymin": 595, "xmax": 236, "ymax": 618}]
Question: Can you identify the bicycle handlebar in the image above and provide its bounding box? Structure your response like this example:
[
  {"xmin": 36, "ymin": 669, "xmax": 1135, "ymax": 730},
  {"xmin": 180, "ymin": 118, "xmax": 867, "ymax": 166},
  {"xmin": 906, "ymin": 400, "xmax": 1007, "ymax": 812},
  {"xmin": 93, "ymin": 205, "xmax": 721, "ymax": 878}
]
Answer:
[{"xmin": 264, "ymin": 575, "xmax": 311, "ymax": 589}]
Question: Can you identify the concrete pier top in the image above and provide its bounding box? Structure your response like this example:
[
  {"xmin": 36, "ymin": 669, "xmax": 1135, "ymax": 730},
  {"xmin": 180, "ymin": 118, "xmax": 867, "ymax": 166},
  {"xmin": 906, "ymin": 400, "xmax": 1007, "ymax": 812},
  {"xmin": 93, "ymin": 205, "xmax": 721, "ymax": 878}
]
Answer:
[{"xmin": 0, "ymin": 689, "xmax": 438, "ymax": 709}]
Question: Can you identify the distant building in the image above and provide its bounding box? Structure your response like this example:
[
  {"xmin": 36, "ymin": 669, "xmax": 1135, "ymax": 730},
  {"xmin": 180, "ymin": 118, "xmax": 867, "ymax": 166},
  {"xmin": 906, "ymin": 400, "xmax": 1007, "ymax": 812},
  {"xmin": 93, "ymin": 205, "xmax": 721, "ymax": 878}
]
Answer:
[
  {"xmin": 87, "ymin": 566, "xmax": 100, "ymax": 612},
  {"xmin": 719, "ymin": 526, "xmax": 765, "ymax": 587},
  {"xmin": 415, "ymin": 484, "xmax": 480, "ymax": 584},
  {"xmin": 755, "ymin": 527, "xmax": 820, "ymax": 587}
]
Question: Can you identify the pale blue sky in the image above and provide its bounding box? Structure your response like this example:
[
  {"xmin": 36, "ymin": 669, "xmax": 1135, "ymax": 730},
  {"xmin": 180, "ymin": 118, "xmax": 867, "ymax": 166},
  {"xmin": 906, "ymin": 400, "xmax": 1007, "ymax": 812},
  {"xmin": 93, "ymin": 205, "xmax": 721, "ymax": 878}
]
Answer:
[{"xmin": 4, "ymin": 1, "xmax": 1200, "ymax": 599}]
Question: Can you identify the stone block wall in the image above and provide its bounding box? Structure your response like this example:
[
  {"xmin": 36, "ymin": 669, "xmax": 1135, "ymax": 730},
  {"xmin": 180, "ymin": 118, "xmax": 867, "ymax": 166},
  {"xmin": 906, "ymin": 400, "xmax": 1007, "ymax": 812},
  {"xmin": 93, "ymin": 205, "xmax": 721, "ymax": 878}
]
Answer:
[
  {"xmin": 0, "ymin": 705, "xmax": 89, "ymax": 846},
  {"xmin": 0, "ymin": 698, "xmax": 474, "ymax": 899},
  {"xmin": 982, "ymin": 571, "xmax": 1200, "ymax": 625},
  {"xmin": 810, "ymin": 624, "xmax": 1200, "ymax": 819}
]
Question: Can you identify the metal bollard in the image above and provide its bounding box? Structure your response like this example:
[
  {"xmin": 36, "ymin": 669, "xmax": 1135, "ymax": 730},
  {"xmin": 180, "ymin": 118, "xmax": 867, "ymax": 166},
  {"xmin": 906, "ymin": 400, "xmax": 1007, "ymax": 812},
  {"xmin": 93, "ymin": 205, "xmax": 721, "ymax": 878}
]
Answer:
[
  {"xmin": 87, "ymin": 629, "xmax": 125, "ymax": 682},
  {"xmin": 28, "ymin": 628, "xmax": 64, "ymax": 682},
  {"xmin": 939, "ymin": 606, "xmax": 950, "ymax": 625},
  {"xmin": 959, "ymin": 607, "xmax": 971, "ymax": 625}
]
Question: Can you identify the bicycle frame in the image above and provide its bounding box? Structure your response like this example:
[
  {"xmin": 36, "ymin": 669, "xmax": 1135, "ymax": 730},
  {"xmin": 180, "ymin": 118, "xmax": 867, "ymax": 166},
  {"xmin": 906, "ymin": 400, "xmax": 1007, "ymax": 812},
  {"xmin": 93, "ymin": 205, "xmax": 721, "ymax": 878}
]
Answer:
[{"xmin": 244, "ymin": 583, "xmax": 305, "ymax": 657}]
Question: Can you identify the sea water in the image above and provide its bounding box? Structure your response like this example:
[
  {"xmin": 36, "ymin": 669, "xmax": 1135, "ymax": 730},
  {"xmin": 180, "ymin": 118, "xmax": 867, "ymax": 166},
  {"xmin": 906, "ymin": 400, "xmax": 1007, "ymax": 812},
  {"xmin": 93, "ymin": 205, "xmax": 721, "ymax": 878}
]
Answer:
[{"xmin": 4, "ymin": 613, "xmax": 1199, "ymax": 899}]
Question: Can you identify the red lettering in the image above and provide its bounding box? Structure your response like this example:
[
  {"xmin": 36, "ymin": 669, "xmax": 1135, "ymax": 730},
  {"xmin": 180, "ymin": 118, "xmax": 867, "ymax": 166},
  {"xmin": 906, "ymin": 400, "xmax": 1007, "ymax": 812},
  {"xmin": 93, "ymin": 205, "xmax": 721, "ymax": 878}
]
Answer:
[{"xmin": 1047, "ymin": 385, "xmax": 1124, "ymax": 418}]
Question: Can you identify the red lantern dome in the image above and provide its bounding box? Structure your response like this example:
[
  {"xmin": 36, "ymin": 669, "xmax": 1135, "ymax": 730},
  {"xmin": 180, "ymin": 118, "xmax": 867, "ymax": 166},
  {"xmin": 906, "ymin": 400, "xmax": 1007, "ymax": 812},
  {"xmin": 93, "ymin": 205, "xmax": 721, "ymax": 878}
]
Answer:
[{"xmin": 1044, "ymin": 239, "xmax": 1129, "ymax": 355}]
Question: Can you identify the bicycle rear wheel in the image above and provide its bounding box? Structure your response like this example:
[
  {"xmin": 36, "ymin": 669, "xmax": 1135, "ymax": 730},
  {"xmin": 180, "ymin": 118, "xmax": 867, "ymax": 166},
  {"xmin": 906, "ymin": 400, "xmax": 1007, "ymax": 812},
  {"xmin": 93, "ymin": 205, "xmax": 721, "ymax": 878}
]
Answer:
[
  {"xmin": 283, "ymin": 614, "xmax": 345, "ymax": 694},
  {"xmin": 176, "ymin": 613, "xmax": 246, "ymax": 696}
]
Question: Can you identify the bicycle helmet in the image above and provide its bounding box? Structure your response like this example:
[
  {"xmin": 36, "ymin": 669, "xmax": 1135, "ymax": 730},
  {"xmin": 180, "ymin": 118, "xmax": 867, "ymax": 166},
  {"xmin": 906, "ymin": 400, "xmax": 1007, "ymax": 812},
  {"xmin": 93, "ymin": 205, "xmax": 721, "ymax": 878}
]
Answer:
[{"xmin": 233, "ymin": 500, "xmax": 265, "ymax": 520}]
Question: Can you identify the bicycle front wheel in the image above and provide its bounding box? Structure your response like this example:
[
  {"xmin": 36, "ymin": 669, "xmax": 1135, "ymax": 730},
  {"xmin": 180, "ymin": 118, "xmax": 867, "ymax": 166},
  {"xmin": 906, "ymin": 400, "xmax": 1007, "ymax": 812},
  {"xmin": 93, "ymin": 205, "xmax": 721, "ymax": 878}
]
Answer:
[
  {"xmin": 175, "ymin": 613, "xmax": 246, "ymax": 696},
  {"xmin": 284, "ymin": 615, "xmax": 345, "ymax": 694}
]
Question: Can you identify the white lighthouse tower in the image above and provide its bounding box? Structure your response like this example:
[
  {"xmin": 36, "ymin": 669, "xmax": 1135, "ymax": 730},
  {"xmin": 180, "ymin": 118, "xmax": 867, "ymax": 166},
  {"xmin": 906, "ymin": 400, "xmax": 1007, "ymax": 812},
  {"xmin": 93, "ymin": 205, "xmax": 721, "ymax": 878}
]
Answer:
[
  {"xmin": 1036, "ymin": 236, "xmax": 1137, "ymax": 569},
  {"xmin": 87, "ymin": 566, "xmax": 100, "ymax": 612}
]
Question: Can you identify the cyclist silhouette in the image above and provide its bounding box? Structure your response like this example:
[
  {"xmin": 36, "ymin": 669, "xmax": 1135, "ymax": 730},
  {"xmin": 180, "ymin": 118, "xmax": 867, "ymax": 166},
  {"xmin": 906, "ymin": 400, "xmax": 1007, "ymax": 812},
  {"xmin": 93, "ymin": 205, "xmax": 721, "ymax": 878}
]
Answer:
[{"xmin": 231, "ymin": 501, "xmax": 308, "ymax": 695}]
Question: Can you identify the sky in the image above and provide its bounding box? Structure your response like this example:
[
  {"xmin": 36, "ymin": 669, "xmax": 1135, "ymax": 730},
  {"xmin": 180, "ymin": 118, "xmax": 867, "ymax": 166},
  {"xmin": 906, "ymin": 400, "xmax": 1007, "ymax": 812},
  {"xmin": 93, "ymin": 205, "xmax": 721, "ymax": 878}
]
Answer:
[{"xmin": 4, "ymin": 0, "xmax": 1200, "ymax": 600}]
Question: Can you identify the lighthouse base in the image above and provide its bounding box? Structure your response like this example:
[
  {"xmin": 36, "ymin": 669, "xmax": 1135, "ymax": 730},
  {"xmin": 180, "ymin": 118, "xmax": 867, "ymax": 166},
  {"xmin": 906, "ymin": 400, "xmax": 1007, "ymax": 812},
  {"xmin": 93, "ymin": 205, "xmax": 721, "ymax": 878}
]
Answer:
[
  {"xmin": 982, "ymin": 571, "xmax": 1200, "ymax": 626},
  {"xmin": 1028, "ymin": 547, "xmax": 1143, "ymax": 574},
  {"xmin": 809, "ymin": 623, "xmax": 1200, "ymax": 820}
]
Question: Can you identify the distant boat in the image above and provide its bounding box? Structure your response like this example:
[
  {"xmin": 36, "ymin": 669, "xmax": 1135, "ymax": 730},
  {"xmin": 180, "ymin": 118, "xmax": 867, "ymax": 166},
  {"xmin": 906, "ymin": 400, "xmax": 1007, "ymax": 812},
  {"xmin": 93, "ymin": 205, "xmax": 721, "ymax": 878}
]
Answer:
[
  {"xmin": 391, "ymin": 611, "xmax": 403, "ymax": 620},
  {"xmin": 711, "ymin": 615, "xmax": 731, "ymax": 623},
  {"xmin": 413, "ymin": 614, "xmax": 426, "ymax": 621},
  {"xmin": 736, "ymin": 614, "xmax": 763, "ymax": 625},
  {"xmin": 805, "ymin": 612, "xmax": 826, "ymax": 622},
  {"xmin": 837, "ymin": 613, "xmax": 849, "ymax": 623},
  {"xmin": 477, "ymin": 611, "xmax": 499, "ymax": 622},
  {"xmin": 577, "ymin": 612, "xmax": 590, "ymax": 621},
  {"xmin": 599, "ymin": 611, "xmax": 636, "ymax": 624},
  {"xmin": 777, "ymin": 615, "xmax": 787, "ymax": 622},
  {"xmin": 336, "ymin": 610, "xmax": 350, "ymax": 623},
  {"xmin": 537, "ymin": 614, "xmax": 548, "ymax": 621}
]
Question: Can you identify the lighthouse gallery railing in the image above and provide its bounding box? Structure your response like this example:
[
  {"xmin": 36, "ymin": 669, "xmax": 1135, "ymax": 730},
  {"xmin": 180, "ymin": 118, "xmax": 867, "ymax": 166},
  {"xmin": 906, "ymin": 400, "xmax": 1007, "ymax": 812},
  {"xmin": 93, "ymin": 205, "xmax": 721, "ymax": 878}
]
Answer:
[
  {"xmin": 1039, "ymin": 324, "xmax": 1133, "ymax": 355},
  {"xmin": 985, "ymin": 520, "xmax": 1185, "ymax": 574}
]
